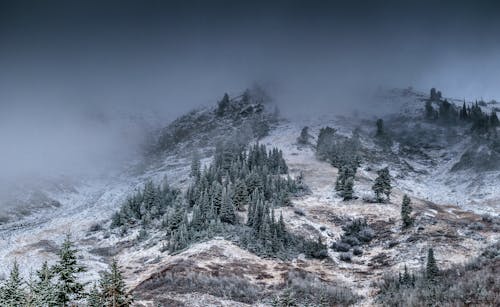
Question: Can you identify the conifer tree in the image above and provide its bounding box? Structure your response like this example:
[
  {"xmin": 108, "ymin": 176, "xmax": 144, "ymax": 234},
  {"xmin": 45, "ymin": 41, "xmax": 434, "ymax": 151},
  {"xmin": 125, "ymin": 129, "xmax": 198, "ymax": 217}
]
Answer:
[
  {"xmin": 29, "ymin": 261, "xmax": 58, "ymax": 307},
  {"xmin": 401, "ymin": 194, "xmax": 413, "ymax": 228},
  {"xmin": 342, "ymin": 177, "xmax": 354, "ymax": 200},
  {"xmin": 426, "ymin": 248, "xmax": 439, "ymax": 282},
  {"xmin": 372, "ymin": 167, "xmax": 391, "ymax": 203},
  {"xmin": 0, "ymin": 261, "xmax": 26, "ymax": 306},
  {"xmin": 53, "ymin": 235, "xmax": 86, "ymax": 306},
  {"xmin": 232, "ymin": 180, "xmax": 248, "ymax": 211},
  {"xmin": 100, "ymin": 259, "xmax": 133, "ymax": 307},
  {"xmin": 297, "ymin": 126, "xmax": 310, "ymax": 145},
  {"xmin": 219, "ymin": 187, "xmax": 236, "ymax": 224},
  {"xmin": 376, "ymin": 119, "xmax": 384, "ymax": 136}
]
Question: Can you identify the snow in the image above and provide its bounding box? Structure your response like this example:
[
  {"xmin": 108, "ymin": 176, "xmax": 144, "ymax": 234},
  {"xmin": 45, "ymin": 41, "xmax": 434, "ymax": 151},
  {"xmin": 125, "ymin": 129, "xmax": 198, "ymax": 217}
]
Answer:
[{"xmin": 0, "ymin": 88, "xmax": 498, "ymax": 305}]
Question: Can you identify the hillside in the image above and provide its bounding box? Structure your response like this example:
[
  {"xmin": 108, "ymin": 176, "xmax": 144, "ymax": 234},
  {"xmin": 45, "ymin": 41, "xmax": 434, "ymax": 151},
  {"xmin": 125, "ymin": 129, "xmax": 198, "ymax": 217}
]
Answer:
[{"xmin": 0, "ymin": 88, "xmax": 498, "ymax": 306}]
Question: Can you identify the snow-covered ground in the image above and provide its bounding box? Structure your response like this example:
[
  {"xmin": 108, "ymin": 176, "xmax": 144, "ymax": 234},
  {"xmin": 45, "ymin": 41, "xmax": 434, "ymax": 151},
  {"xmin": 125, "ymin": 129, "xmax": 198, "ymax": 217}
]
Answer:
[{"xmin": 0, "ymin": 89, "xmax": 498, "ymax": 305}]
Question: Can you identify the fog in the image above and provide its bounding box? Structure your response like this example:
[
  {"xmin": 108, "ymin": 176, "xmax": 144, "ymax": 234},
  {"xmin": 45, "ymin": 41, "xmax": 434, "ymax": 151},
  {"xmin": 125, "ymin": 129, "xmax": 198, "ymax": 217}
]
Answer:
[{"xmin": 1, "ymin": 0, "xmax": 500, "ymax": 194}]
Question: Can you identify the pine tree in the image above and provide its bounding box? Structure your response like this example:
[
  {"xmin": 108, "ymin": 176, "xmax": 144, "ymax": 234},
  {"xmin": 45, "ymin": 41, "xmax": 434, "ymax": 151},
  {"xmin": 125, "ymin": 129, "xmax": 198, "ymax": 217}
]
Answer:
[
  {"xmin": 460, "ymin": 101, "xmax": 468, "ymax": 120},
  {"xmin": 216, "ymin": 93, "xmax": 230, "ymax": 116},
  {"xmin": 297, "ymin": 126, "xmax": 310, "ymax": 145},
  {"xmin": 29, "ymin": 261, "xmax": 58, "ymax": 307},
  {"xmin": 426, "ymin": 248, "xmax": 439, "ymax": 282},
  {"xmin": 219, "ymin": 187, "xmax": 236, "ymax": 224},
  {"xmin": 100, "ymin": 259, "xmax": 133, "ymax": 307},
  {"xmin": 232, "ymin": 180, "xmax": 248, "ymax": 211},
  {"xmin": 342, "ymin": 177, "xmax": 354, "ymax": 200},
  {"xmin": 376, "ymin": 119, "xmax": 384, "ymax": 136},
  {"xmin": 401, "ymin": 194, "xmax": 413, "ymax": 228},
  {"xmin": 53, "ymin": 235, "xmax": 86, "ymax": 306},
  {"xmin": 0, "ymin": 261, "xmax": 26, "ymax": 306},
  {"xmin": 372, "ymin": 167, "xmax": 391, "ymax": 203}
]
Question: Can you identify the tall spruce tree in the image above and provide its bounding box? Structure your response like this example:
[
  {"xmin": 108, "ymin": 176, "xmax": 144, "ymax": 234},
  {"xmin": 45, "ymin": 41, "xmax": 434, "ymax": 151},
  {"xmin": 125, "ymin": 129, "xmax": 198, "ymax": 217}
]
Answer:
[
  {"xmin": 376, "ymin": 119, "xmax": 384, "ymax": 136},
  {"xmin": 426, "ymin": 248, "xmax": 439, "ymax": 282},
  {"xmin": 401, "ymin": 194, "xmax": 413, "ymax": 228},
  {"xmin": 29, "ymin": 261, "xmax": 58, "ymax": 307},
  {"xmin": 53, "ymin": 235, "xmax": 86, "ymax": 306},
  {"xmin": 219, "ymin": 187, "xmax": 236, "ymax": 224},
  {"xmin": 372, "ymin": 167, "xmax": 391, "ymax": 203},
  {"xmin": 100, "ymin": 259, "xmax": 133, "ymax": 307},
  {"xmin": 342, "ymin": 177, "xmax": 354, "ymax": 200},
  {"xmin": 0, "ymin": 261, "xmax": 26, "ymax": 306},
  {"xmin": 232, "ymin": 180, "xmax": 248, "ymax": 211}
]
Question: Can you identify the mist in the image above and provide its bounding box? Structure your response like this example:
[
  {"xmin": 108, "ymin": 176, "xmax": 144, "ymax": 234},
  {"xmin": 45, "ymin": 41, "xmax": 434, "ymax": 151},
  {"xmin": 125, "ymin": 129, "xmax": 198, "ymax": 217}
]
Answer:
[{"xmin": 1, "ymin": 0, "xmax": 500, "ymax": 194}]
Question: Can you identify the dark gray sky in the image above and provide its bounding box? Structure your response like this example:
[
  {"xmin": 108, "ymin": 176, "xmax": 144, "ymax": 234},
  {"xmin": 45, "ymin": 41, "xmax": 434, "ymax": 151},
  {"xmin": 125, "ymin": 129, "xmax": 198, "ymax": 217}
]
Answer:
[{"xmin": 1, "ymin": 0, "xmax": 500, "ymax": 184}]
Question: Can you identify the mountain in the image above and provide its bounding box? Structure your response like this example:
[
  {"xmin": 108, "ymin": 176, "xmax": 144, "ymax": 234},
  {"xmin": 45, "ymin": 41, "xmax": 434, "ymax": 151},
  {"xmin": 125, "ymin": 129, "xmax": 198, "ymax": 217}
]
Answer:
[{"xmin": 0, "ymin": 88, "xmax": 498, "ymax": 306}]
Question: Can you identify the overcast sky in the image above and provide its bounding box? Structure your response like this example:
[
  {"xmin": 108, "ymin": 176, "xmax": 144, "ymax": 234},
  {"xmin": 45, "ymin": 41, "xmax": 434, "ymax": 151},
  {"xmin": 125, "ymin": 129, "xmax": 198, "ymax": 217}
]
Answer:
[{"xmin": 1, "ymin": 0, "xmax": 500, "ymax": 185}]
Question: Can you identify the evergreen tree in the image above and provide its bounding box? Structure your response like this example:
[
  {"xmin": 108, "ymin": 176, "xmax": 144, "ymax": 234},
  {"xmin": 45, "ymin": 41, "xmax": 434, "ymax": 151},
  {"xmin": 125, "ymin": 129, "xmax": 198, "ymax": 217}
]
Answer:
[
  {"xmin": 372, "ymin": 167, "xmax": 391, "ymax": 203},
  {"xmin": 342, "ymin": 177, "xmax": 354, "ymax": 200},
  {"xmin": 219, "ymin": 187, "xmax": 236, "ymax": 224},
  {"xmin": 401, "ymin": 194, "xmax": 413, "ymax": 228},
  {"xmin": 29, "ymin": 261, "xmax": 58, "ymax": 307},
  {"xmin": 216, "ymin": 93, "xmax": 230, "ymax": 116},
  {"xmin": 232, "ymin": 180, "xmax": 248, "ymax": 211},
  {"xmin": 460, "ymin": 101, "xmax": 468, "ymax": 120},
  {"xmin": 426, "ymin": 248, "xmax": 439, "ymax": 282},
  {"xmin": 53, "ymin": 235, "xmax": 86, "ymax": 306},
  {"xmin": 0, "ymin": 261, "xmax": 26, "ymax": 307},
  {"xmin": 100, "ymin": 259, "xmax": 133, "ymax": 307},
  {"xmin": 297, "ymin": 126, "xmax": 310, "ymax": 145},
  {"xmin": 430, "ymin": 88, "xmax": 437, "ymax": 100},
  {"xmin": 490, "ymin": 110, "xmax": 499, "ymax": 127},
  {"xmin": 376, "ymin": 119, "xmax": 384, "ymax": 136}
]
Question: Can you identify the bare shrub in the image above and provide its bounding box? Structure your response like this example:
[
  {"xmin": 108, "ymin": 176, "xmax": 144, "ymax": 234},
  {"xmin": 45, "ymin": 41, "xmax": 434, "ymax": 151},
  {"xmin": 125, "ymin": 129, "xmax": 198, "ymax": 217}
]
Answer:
[{"xmin": 278, "ymin": 270, "xmax": 360, "ymax": 306}]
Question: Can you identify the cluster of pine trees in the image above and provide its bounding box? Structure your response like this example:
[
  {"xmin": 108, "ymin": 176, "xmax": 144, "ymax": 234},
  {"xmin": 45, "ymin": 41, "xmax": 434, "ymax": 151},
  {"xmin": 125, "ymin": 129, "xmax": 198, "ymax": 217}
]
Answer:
[
  {"xmin": 0, "ymin": 235, "xmax": 131, "ymax": 306},
  {"xmin": 314, "ymin": 126, "xmax": 393, "ymax": 202},
  {"xmin": 426, "ymin": 88, "xmax": 499, "ymax": 134},
  {"xmin": 111, "ymin": 180, "xmax": 181, "ymax": 229},
  {"xmin": 110, "ymin": 140, "xmax": 318, "ymax": 259},
  {"xmin": 165, "ymin": 141, "xmax": 309, "ymax": 257}
]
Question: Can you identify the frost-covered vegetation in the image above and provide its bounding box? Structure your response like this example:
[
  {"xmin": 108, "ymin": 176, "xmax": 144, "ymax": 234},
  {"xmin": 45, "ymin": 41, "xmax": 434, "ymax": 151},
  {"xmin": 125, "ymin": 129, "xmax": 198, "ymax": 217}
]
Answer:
[
  {"xmin": 377, "ymin": 243, "xmax": 500, "ymax": 307},
  {"xmin": 0, "ymin": 236, "xmax": 132, "ymax": 306},
  {"xmin": 111, "ymin": 139, "xmax": 317, "ymax": 259},
  {"xmin": 331, "ymin": 219, "xmax": 375, "ymax": 260}
]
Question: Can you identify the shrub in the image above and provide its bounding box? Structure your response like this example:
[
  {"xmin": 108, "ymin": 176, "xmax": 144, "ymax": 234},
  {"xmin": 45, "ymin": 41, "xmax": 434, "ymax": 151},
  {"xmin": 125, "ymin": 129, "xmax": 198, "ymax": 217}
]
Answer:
[
  {"xmin": 353, "ymin": 247, "xmax": 363, "ymax": 256},
  {"xmin": 281, "ymin": 270, "xmax": 360, "ymax": 306},
  {"xmin": 293, "ymin": 208, "xmax": 305, "ymax": 216},
  {"xmin": 89, "ymin": 222, "xmax": 103, "ymax": 232},
  {"xmin": 339, "ymin": 252, "xmax": 352, "ymax": 262},
  {"xmin": 376, "ymin": 244, "xmax": 500, "ymax": 307},
  {"xmin": 341, "ymin": 235, "xmax": 360, "ymax": 246},
  {"xmin": 331, "ymin": 242, "xmax": 351, "ymax": 252},
  {"xmin": 469, "ymin": 222, "xmax": 485, "ymax": 230}
]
